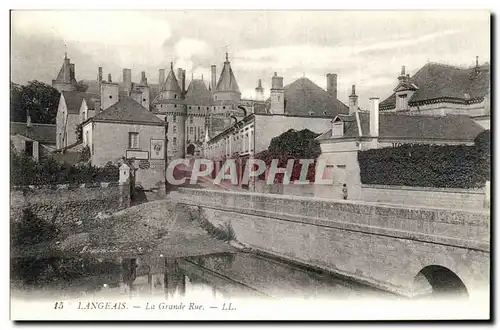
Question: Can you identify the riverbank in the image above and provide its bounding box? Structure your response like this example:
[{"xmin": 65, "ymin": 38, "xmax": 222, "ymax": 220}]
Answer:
[{"xmin": 11, "ymin": 199, "xmax": 235, "ymax": 259}]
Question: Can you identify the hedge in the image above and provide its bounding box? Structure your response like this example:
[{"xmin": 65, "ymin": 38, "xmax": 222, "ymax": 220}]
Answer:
[
  {"xmin": 11, "ymin": 146, "xmax": 119, "ymax": 186},
  {"xmin": 358, "ymin": 130, "xmax": 490, "ymax": 189}
]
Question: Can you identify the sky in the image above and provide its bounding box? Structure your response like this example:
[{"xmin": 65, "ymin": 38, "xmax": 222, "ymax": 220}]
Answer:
[{"xmin": 10, "ymin": 10, "xmax": 490, "ymax": 109}]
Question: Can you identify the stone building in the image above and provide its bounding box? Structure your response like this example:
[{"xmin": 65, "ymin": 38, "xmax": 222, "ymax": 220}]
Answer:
[
  {"xmin": 151, "ymin": 53, "xmax": 267, "ymax": 161},
  {"xmin": 202, "ymin": 71, "xmax": 349, "ymax": 189},
  {"xmin": 315, "ymin": 86, "xmax": 486, "ymax": 200},
  {"xmin": 81, "ymin": 97, "xmax": 166, "ymax": 190},
  {"xmin": 10, "ymin": 120, "xmax": 56, "ymax": 160},
  {"xmin": 379, "ymin": 59, "xmax": 491, "ymax": 129}
]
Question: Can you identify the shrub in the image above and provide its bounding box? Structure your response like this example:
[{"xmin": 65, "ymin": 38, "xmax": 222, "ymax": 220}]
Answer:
[
  {"xmin": 10, "ymin": 148, "xmax": 119, "ymax": 186},
  {"xmin": 11, "ymin": 208, "xmax": 58, "ymax": 247}
]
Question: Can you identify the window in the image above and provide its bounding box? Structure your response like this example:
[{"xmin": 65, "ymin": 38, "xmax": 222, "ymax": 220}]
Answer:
[
  {"xmin": 25, "ymin": 141, "xmax": 33, "ymax": 156},
  {"xmin": 198, "ymin": 106, "xmax": 200, "ymax": 110},
  {"xmin": 173, "ymin": 126, "xmax": 177, "ymax": 134},
  {"xmin": 109, "ymin": 95, "xmax": 112, "ymax": 99},
  {"xmin": 85, "ymin": 131, "xmax": 89, "ymax": 146},
  {"xmin": 173, "ymin": 115, "xmax": 177, "ymax": 123},
  {"xmin": 174, "ymin": 104, "xmax": 177, "ymax": 108},
  {"xmin": 189, "ymin": 127, "xmax": 194, "ymax": 135},
  {"xmin": 173, "ymin": 137, "xmax": 177, "ymax": 146},
  {"xmin": 128, "ymin": 132, "xmax": 139, "ymax": 149},
  {"xmin": 143, "ymin": 98, "xmax": 146, "ymax": 102},
  {"xmin": 190, "ymin": 116, "xmax": 193, "ymax": 124},
  {"xmin": 174, "ymin": 94, "xmax": 177, "ymax": 99},
  {"xmin": 223, "ymin": 106, "xmax": 226, "ymax": 109},
  {"xmin": 198, "ymin": 127, "xmax": 201, "ymax": 137}
]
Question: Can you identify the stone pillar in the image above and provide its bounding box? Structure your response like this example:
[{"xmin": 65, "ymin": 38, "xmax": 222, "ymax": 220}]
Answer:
[{"xmin": 119, "ymin": 163, "xmax": 130, "ymax": 209}]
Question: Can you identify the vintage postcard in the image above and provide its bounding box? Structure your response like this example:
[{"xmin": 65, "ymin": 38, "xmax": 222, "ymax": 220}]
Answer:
[{"xmin": 9, "ymin": 10, "xmax": 491, "ymax": 321}]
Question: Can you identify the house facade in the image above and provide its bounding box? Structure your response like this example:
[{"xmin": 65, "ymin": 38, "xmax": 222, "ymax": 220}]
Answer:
[
  {"xmin": 315, "ymin": 88, "xmax": 486, "ymax": 200},
  {"xmin": 81, "ymin": 97, "xmax": 166, "ymax": 190},
  {"xmin": 10, "ymin": 121, "xmax": 56, "ymax": 161},
  {"xmin": 379, "ymin": 60, "xmax": 491, "ymax": 129}
]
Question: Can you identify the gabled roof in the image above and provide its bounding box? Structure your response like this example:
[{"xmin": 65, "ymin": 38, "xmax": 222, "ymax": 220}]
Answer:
[
  {"xmin": 185, "ymin": 79, "xmax": 213, "ymax": 105},
  {"xmin": 273, "ymin": 77, "xmax": 349, "ymax": 117},
  {"xmin": 10, "ymin": 122, "xmax": 56, "ymax": 145},
  {"xmin": 164, "ymin": 66, "xmax": 182, "ymax": 93},
  {"xmin": 215, "ymin": 57, "xmax": 240, "ymax": 94},
  {"xmin": 61, "ymin": 91, "xmax": 99, "ymax": 113},
  {"xmin": 380, "ymin": 62, "xmax": 491, "ymax": 110},
  {"xmin": 318, "ymin": 112, "xmax": 484, "ymax": 142},
  {"xmin": 90, "ymin": 97, "xmax": 165, "ymax": 126}
]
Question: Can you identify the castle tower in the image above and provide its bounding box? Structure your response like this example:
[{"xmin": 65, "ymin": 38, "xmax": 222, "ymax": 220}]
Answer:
[
  {"xmin": 160, "ymin": 62, "xmax": 182, "ymax": 101},
  {"xmin": 255, "ymin": 79, "xmax": 264, "ymax": 101},
  {"xmin": 213, "ymin": 52, "xmax": 241, "ymax": 103},
  {"xmin": 52, "ymin": 53, "xmax": 77, "ymax": 92},
  {"xmin": 270, "ymin": 72, "xmax": 284, "ymax": 115}
]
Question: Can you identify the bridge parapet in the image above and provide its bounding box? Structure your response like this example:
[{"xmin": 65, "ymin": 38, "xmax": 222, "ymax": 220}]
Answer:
[{"xmin": 170, "ymin": 188, "xmax": 490, "ymax": 299}]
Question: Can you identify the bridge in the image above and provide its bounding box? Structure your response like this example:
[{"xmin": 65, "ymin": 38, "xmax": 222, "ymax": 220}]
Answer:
[{"xmin": 168, "ymin": 188, "xmax": 490, "ymax": 300}]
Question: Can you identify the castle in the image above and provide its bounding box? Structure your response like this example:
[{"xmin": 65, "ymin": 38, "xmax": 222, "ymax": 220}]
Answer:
[{"xmin": 52, "ymin": 52, "xmax": 267, "ymax": 160}]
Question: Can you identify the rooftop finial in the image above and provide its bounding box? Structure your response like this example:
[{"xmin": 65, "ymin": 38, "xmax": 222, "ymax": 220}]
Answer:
[
  {"xmin": 192, "ymin": 72, "xmax": 194, "ymax": 80},
  {"xmin": 476, "ymin": 56, "xmax": 479, "ymax": 67},
  {"xmin": 351, "ymin": 84, "xmax": 356, "ymax": 96},
  {"xmin": 170, "ymin": 62, "xmax": 173, "ymax": 71},
  {"xmin": 225, "ymin": 52, "xmax": 229, "ymax": 62},
  {"xmin": 401, "ymin": 65, "xmax": 405, "ymax": 76},
  {"xmin": 201, "ymin": 74, "xmax": 204, "ymax": 81}
]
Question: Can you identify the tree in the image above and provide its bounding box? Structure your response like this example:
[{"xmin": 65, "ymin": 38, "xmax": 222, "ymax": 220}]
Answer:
[
  {"xmin": 255, "ymin": 129, "xmax": 321, "ymax": 182},
  {"xmin": 10, "ymin": 80, "xmax": 61, "ymax": 124}
]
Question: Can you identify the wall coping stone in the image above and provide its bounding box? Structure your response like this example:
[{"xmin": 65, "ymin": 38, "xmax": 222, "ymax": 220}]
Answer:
[
  {"xmin": 361, "ymin": 184, "xmax": 485, "ymax": 194},
  {"xmin": 11, "ymin": 182, "xmax": 122, "ymax": 191},
  {"xmin": 176, "ymin": 188, "xmax": 490, "ymax": 218}
]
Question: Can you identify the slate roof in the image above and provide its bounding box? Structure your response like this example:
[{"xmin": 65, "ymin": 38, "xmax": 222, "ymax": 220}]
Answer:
[
  {"xmin": 380, "ymin": 62, "xmax": 491, "ymax": 110},
  {"xmin": 61, "ymin": 91, "xmax": 99, "ymax": 113},
  {"xmin": 78, "ymin": 80, "xmax": 160, "ymax": 103},
  {"xmin": 266, "ymin": 77, "xmax": 349, "ymax": 117},
  {"xmin": 164, "ymin": 67, "xmax": 182, "ymax": 93},
  {"xmin": 90, "ymin": 97, "xmax": 165, "ymax": 125},
  {"xmin": 215, "ymin": 59, "xmax": 240, "ymax": 94},
  {"xmin": 317, "ymin": 112, "xmax": 485, "ymax": 142},
  {"xmin": 10, "ymin": 122, "xmax": 56, "ymax": 145},
  {"xmin": 185, "ymin": 79, "xmax": 213, "ymax": 105}
]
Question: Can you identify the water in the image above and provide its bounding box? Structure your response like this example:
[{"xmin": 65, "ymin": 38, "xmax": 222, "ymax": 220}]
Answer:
[{"xmin": 10, "ymin": 251, "xmax": 391, "ymax": 301}]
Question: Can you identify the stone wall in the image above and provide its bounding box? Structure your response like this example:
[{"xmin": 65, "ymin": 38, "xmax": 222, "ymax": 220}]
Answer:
[
  {"xmin": 171, "ymin": 188, "xmax": 490, "ymax": 298},
  {"xmin": 361, "ymin": 184, "xmax": 488, "ymax": 210},
  {"xmin": 10, "ymin": 183, "xmax": 130, "ymax": 227}
]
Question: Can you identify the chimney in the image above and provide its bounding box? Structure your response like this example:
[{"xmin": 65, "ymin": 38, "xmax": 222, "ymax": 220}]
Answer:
[
  {"xmin": 348, "ymin": 85, "xmax": 358, "ymax": 115},
  {"xmin": 210, "ymin": 65, "xmax": 216, "ymax": 92},
  {"xmin": 69, "ymin": 64, "xmax": 76, "ymax": 82},
  {"xmin": 255, "ymin": 79, "xmax": 264, "ymax": 101},
  {"xmin": 95, "ymin": 98, "xmax": 101, "ymax": 113},
  {"xmin": 270, "ymin": 72, "xmax": 285, "ymax": 114},
  {"xmin": 369, "ymin": 97, "xmax": 380, "ymax": 137},
  {"xmin": 181, "ymin": 69, "xmax": 186, "ymax": 94},
  {"xmin": 123, "ymin": 69, "xmax": 132, "ymax": 94},
  {"xmin": 159, "ymin": 69, "xmax": 165, "ymax": 90},
  {"xmin": 326, "ymin": 73, "xmax": 338, "ymax": 99},
  {"xmin": 108, "ymin": 74, "xmax": 112, "ymax": 83},
  {"xmin": 475, "ymin": 56, "xmax": 480, "ymax": 74},
  {"xmin": 140, "ymin": 71, "xmax": 147, "ymax": 85},
  {"xmin": 398, "ymin": 66, "xmax": 408, "ymax": 82},
  {"xmin": 97, "ymin": 67, "xmax": 103, "ymax": 82}
]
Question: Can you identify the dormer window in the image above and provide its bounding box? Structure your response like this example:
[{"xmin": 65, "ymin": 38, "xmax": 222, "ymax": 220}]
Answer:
[{"xmin": 332, "ymin": 117, "xmax": 344, "ymax": 138}]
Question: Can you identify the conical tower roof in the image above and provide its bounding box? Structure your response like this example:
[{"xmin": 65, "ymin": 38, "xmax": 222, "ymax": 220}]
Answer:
[
  {"xmin": 185, "ymin": 79, "xmax": 212, "ymax": 105},
  {"xmin": 215, "ymin": 53, "xmax": 240, "ymax": 93},
  {"xmin": 164, "ymin": 63, "xmax": 181, "ymax": 93}
]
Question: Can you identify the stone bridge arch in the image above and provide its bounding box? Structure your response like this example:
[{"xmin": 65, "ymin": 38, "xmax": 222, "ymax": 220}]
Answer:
[{"xmin": 412, "ymin": 265, "xmax": 468, "ymax": 299}]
